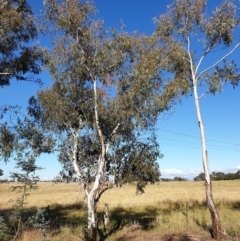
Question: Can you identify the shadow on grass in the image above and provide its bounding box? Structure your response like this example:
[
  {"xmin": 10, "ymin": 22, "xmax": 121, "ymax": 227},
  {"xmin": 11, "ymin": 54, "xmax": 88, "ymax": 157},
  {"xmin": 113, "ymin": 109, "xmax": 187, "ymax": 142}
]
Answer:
[
  {"xmin": 0, "ymin": 201, "xmax": 87, "ymax": 239},
  {"xmin": 1, "ymin": 199, "xmax": 240, "ymax": 240},
  {"xmin": 47, "ymin": 202, "xmax": 86, "ymax": 229},
  {"xmin": 114, "ymin": 233, "xmax": 205, "ymax": 241},
  {"xmin": 218, "ymin": 200, "xmax": 240, "ymax": 210},
  {"xmin": 0, "ymin": 202, "xmax": 159, "ymax": 241},
  {"xmin": 180, "ymin": 203, "xmax": 213, "ymax": 238},
  {"xmin": 97, "ymin": 205, "xmax": 159, "ymax": 241}
]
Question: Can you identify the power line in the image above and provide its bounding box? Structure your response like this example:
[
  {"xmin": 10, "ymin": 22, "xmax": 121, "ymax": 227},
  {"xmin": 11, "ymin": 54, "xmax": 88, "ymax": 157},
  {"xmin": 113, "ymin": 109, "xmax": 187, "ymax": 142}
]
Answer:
[
  {"xmin": 159, "ymin": 142, "xmax": 236, "ymax": 151},
  {"xmin": 158, "ymin": 137, "xmax": 235, "ymax": 149},
  {"xmin": 157, "ymin": 128, "xmax": 238, "ymax": 146}
]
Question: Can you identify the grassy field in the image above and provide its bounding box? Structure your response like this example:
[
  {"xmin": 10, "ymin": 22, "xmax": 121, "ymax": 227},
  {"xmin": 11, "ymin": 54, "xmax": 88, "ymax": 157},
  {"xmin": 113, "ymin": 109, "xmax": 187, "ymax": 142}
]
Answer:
[{"xmin": 0, "ymin": 180, "xmax": 240, "ymax": 241}]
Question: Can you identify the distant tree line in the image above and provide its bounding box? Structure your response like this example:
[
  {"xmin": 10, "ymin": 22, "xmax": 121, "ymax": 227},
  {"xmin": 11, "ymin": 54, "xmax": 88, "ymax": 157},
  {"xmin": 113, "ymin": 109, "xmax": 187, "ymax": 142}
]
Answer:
[
  {"xmin": 194, "ymin": 171, "xmax": 240, "ymax": 181},
  {"xmin": 161, "ymin": 176, "xmax": 188, "ymax": 182}
]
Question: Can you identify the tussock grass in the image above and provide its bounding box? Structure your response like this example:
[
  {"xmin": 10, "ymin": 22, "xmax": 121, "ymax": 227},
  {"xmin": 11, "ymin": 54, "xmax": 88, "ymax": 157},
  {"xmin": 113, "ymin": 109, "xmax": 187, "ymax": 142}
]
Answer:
[{"xmin": 0, "ymin": 180, "xmax": 240, "ymax": 240}]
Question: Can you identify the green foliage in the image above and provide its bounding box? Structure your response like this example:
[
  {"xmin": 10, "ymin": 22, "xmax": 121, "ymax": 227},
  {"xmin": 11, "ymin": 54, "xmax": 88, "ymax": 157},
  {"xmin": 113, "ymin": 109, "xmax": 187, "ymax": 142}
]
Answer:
[
  {"xmin": 193, "ymin": 172, "xmax": 205, "ymax": 181},
  {"xmin": 160, "ymin": 176, "xmax": 188, "ymax": 182},
  {"xmin": 0, "ymin": 113, "xmax": 54, "ymax": 240},
  {"xmin": 9, "ymin": 155, "xmax": 41, "ymax": 240},
  {"xmin": 109, "ymin": 133, "xmax": 161, "ymax": 194},
  {"xmin": 205, "ymin": 0, "xmax": 238, "ymax": 46},
  {"xmin": 0, "ymin": 0, "xmax": 44, "ymax": 164},
  {"xmin": 0, "ymin": 0, "xmax": 44, "ymax": 85},
  {"xmin": 0, "ymin": 123, "xmax": 15, "ymax": 162},
  {"xmin": 28, "ymin": 208, "xmax": 50, "ymax": 241},
  {"xmin": 38, "ymin": 2, "xmax": 166, "ymax": 239},
  {"xmin": 173, "ymin": 176, "xmax": 188, "ymax": 181},
  {"xmin": 212, "ymin": 171, "xmax": 240, "ymax": 181},
  {"xmin": 153, "ymin": 0, "xmax": 240, "ymax": 95},
  {"xmin": 0, "ymin": 216, "xmax": 11, "ymax": 241},
  {"xmin": 38, "ymin": 0, "xmax": 163, "ymax": 193}
]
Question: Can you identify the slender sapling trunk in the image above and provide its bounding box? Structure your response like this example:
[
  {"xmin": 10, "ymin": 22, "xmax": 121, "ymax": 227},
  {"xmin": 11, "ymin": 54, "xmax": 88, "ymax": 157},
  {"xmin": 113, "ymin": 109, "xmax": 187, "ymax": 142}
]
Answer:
[{"xmin": 193, "ymin": 83, "xmax": 222, "ymax": 241}]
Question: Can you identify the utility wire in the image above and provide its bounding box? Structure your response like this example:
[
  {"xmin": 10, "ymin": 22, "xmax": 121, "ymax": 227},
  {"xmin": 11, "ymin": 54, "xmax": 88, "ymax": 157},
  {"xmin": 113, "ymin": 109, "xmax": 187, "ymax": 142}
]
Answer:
[
  {"xmin": 159, "ymin": 143, "xmax": 236, "ymax": 151},
  {"xmin": 158, "ymin": 137, "xmax": 235, "ymax": 149},
  {"xmin": 157, "ymin": 128, "xmax": 238, "ymax": 146}
]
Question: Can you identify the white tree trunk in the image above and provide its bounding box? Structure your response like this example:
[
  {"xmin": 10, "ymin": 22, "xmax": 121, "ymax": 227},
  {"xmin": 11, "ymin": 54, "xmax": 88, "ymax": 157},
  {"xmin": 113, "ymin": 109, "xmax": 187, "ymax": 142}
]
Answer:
[
  {"xmin": 68, "ymin": 77, "xmax": 119, "ymax": 240},
  {"xmin": 193, "ymin": 83, "xmax": 222, "ymax": 241},
  {"xmin": 69, "ymin": 130, "xmax": 99, "ymax": 240},
  {"xmin": 86, "ymin": 192, "xmax": 97, "ymax": 241},
  {"xmin": 193, "ymin": 84, "xmax": 211, "ymax": 184}
]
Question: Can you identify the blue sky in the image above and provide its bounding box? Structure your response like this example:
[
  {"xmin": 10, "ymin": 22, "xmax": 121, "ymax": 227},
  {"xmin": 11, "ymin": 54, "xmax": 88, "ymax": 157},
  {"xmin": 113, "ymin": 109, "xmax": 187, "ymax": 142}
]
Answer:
[{"xmin": 0, "ymin": 0, "xmax": 239, "ymax": 180}]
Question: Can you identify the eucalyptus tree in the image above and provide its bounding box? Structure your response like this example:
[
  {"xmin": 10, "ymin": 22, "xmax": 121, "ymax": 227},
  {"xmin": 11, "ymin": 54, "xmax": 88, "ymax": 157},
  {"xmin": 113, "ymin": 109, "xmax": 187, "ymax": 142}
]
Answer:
[
  {"xmin": 39, "ymin": 0, "xmax": 165, "ymax": 240},
  {"xmin": 150, "ymin": 0, "xmax": 240, "ymax": 239}
]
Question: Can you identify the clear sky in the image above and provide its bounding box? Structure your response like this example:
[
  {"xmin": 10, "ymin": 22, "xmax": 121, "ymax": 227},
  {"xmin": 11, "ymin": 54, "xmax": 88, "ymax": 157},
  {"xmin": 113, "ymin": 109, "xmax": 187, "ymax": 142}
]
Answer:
[{"xmin": 0, "ymin": 0, "xmax": 239, "ymax": 180}]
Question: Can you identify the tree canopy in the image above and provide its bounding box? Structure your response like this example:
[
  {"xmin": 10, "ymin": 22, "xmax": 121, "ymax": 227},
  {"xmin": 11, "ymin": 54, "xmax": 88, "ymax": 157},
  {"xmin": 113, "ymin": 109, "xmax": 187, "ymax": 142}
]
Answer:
[{"xmin": 0, "ymin": 0, "xmax": 44, "ymax": 86}]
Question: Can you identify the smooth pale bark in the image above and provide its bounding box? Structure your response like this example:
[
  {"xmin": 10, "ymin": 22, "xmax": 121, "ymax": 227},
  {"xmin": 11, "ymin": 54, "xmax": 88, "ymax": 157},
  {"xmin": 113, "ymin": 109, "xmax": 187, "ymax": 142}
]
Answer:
[
  {"xmin": 67, "ymin": 77, "xmax": 120, "ymax": 241},
  {"xmin": 187, "ymin": 34, "xmax": 222, "ymax": 240},
  {"xmin": 70, "ymin": 133, "xmax": 101, "ymax": 241},
  {"xmin": 193, "ymin": 83, "xmax": 222, "ymax": 241},
  {"xmin": 86, "ymin": 192, "xmax": 98, "ymax": 241}
]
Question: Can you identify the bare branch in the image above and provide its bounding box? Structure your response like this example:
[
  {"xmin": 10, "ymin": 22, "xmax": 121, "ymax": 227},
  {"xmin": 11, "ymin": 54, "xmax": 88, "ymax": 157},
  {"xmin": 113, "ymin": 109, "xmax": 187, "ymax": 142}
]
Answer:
[
  {"xmin": 110, "ymin": 123, "xmax": 120, "ymax": 139},
  {"xmin": 0, "ymin": 0, "xmax": 8, "ymax": 9},
  {"xmin": 198, "ymin": 91, "xmax": 207, "ymax": 99},
  {"xmin": 195, "ymin": 42, "xmax": 218, "ymax": 74},
  {"xmin": 0, "ymin": 73, "xmax": 10, "ymax": 75},
  {"xmin": 196, "ymin": 42, "xmax": 240, "ymax": 81}
]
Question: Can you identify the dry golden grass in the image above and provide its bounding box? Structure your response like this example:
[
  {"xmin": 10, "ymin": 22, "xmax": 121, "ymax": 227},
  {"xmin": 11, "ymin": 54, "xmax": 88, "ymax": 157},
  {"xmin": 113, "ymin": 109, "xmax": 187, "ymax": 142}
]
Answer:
[
  {"xmin": 0, "ymin": 180, "xmax": 240, "ymax": 241},
  {"xmin": 0, "ymin": 182, "xmax": 84, "ymax": 210},
  {"xmin": 1, "ymin": 180, "xmax": 239, "ymax": 209}
]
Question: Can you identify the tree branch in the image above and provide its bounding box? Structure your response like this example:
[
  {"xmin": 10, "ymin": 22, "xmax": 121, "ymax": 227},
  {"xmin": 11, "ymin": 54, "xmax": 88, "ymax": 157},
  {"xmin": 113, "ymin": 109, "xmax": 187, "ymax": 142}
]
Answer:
[
  {"xmin": 198, "ymin": 91, "xmax": 208, "ymax": 99},
  {"xmin": 64, "ymin": 121, "xmax": 85, "ymax": 185},
  {"xmin": 195, "ymin": 42, "xmax": 218, "ymax": 74},
  {"xmin": 196, "ymin": 42, "xmax": 240, "ymax": 81},
  {"xmin": 0, "ymin": 1, "xmax": 8, "ymax": 9}
]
